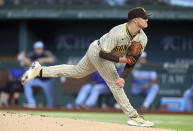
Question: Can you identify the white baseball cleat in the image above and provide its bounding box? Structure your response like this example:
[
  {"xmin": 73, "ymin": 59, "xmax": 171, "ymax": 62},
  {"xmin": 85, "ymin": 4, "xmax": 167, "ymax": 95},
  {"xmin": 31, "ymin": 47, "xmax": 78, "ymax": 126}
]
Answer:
[
  {"xmin": 127, "ymin": 115, "xmax": 154, "ymax": 127},
  {"xmin": 21, "ymin": 61, "xmax": 42, "ymax": 85}
]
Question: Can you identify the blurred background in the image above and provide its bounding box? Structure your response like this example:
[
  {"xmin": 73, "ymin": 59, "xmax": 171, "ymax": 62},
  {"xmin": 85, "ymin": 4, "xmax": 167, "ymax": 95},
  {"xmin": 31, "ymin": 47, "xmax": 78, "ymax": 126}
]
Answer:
[{"xmin": 0, "ymin": 0, "xmax": 193, "ymax": 112}]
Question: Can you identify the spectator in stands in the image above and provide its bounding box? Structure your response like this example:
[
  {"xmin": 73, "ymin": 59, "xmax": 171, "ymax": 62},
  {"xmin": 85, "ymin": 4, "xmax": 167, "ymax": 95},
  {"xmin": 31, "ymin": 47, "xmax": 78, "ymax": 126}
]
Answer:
[
  {"xmin": 131, "ymin": 52, "xmax": 159, "ymax": 110},
  {"xmin": 17, "ymin": 41, "xmax": 56, "ymax": 108},
  {"xmin": 74, "ymin": 71, "xmax": 110, "ymax": 109},
  {"xmin": 0, "ymin": 69, "xmax": 25, "ymax": 106},
  {"xmin": 183, "ymin": 76, "xmax": 193, "ymax": 112}
]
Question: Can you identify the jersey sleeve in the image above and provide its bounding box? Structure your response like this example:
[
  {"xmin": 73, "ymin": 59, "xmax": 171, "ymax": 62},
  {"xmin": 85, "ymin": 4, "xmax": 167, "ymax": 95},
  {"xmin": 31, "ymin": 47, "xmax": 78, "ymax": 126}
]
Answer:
[{"xmin": 100, "ymin": 28, "xmax": 118, "ymax": 53}]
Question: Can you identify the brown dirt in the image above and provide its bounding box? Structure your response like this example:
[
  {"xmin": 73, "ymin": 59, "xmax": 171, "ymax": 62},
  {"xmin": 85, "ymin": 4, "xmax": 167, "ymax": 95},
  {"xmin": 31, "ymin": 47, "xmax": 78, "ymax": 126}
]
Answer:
[{"xmin": 0, "ymin": 112, "xmax": 174, "ymax": 131}]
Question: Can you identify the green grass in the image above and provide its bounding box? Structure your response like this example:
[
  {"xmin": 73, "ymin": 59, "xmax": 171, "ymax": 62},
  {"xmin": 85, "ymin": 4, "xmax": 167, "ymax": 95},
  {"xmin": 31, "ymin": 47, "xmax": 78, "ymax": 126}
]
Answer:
[{"xmin": 1, "ymin": 110, "xmax": 193, "ymax": 131}]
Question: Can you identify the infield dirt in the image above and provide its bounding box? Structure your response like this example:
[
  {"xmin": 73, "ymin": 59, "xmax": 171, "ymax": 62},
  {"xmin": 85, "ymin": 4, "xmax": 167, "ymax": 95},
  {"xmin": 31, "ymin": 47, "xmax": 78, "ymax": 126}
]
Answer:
[{"xmin": 0, "ymin": 112, "xmax": 174, "ymax": 131}]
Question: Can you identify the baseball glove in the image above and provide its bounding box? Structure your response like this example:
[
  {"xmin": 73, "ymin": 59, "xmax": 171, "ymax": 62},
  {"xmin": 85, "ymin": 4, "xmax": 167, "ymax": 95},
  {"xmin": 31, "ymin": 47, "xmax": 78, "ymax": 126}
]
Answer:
[
  {"xmin": 126, "ymin": 41, "xmax": 143, "ymax": 65},
  {"xmin": 129, "ymin": 41, "xmax": 143, "ymax": 56}
]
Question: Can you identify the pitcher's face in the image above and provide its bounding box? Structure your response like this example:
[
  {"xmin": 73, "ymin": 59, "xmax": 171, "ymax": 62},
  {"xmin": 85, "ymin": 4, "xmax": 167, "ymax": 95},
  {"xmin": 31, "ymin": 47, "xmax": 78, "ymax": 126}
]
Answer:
[{"xmin": 135, "ymin": 18, "xmax": 148, "ymax": 29}]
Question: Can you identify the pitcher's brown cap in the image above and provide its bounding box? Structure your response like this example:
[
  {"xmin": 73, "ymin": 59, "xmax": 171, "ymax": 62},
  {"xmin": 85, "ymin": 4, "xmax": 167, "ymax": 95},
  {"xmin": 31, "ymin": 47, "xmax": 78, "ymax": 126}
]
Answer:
[{"xmin": 128, "ymin": 7, "xmax": 151, "ymax": 21}]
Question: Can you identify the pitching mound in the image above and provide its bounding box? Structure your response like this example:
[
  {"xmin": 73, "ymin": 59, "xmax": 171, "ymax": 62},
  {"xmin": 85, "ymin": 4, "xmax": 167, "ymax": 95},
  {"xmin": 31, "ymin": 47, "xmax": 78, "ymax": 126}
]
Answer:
[{"xmin": 0, "ymin": 112, "xmax": 173, "ymax": 131}]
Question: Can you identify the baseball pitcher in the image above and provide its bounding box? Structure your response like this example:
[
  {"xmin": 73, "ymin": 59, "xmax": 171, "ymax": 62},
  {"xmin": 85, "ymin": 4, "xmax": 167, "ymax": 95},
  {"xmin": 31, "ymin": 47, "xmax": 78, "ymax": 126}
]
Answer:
[{"xmin": 21, "ymin": 7, "xmax": 153, "ymax": 127}]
